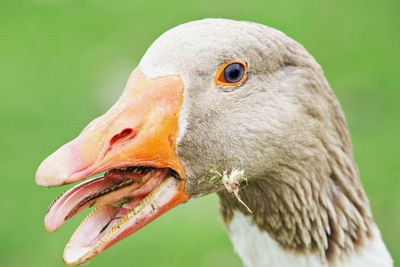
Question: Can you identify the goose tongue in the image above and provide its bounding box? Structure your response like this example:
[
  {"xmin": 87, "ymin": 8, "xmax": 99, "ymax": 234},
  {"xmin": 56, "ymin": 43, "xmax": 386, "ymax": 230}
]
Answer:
[{"xmin": 45, "ymin": 168, "xmax": 167, "ymax": 232}]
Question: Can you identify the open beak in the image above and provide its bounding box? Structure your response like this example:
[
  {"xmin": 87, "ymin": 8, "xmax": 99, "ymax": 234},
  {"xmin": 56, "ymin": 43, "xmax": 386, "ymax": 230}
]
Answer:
[{"xmin": 36, "ymin": 69, "xmax": 190, "ymax": 265}]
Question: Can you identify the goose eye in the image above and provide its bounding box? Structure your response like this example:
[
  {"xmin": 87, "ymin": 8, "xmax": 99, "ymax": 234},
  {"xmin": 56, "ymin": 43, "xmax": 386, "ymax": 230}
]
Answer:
[
  {"xmin": 224, "ymin": 63, "xmax": 243, "ymax": 83},
  {"xmin": 215, "ymin": 60, "xmax": 247, "ymax": 87}
]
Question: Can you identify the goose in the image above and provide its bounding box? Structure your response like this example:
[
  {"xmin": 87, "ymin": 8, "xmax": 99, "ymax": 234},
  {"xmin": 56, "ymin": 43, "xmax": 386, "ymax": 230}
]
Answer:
[{"xmin": 35, "ymin": 18, "xmax": 393, "ymax": 267}]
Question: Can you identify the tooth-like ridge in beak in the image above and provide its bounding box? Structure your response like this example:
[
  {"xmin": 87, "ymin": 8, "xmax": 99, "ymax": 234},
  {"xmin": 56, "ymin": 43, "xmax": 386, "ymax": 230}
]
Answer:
[
  {"xmin": 47, "ymin": 190, "xmax": 66, "ymax": 214},
  {"xmin": 61, "ymin": 173, "xmax": 182, "ymax": 265},
  {"xmin": 45, "ymin": 167, "xmax": 159, "ymax": 232},
  {"xmin": 64, "ymin": 178, "xmax": 137, "ymax": 221},
  {"xmin": 106, "ymin": 166, "xmax": 153, "ymax": 175},
  {"xmin": 67, "ymin": 177, "xmax": 179, "ymax": 264}
]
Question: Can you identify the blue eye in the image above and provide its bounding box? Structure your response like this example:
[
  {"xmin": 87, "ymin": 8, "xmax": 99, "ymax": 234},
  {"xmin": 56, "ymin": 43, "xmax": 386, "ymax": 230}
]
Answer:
[
  {"xmin": 223, "ymin": 63, "xmax": 244, "ymax": 83},
  {"xmin": 215, "ymin": 61, "xmax": 247, "ymax": 86}
]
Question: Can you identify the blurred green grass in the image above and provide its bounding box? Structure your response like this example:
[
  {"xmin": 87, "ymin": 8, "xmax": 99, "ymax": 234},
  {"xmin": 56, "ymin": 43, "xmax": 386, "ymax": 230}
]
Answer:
[{"xmin": 0, "ymin": 0, "xmax": 398, "ymax": 266}]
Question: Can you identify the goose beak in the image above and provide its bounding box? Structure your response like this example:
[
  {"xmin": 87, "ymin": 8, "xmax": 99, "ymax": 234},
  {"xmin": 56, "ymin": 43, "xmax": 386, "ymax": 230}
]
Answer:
[
  {"xmin": 36, "ymin": 68, "xmax": 185, "ymax": 186},
  {"xmin": 35, "ymin": 68, "xmax": 190, "ymax": 265}
]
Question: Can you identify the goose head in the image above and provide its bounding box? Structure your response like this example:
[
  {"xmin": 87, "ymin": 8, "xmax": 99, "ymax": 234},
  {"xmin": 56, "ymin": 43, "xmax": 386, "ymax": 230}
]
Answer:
[{"xmin": 36, "ymin": 19, "xmax": 392, "ymax": 266}]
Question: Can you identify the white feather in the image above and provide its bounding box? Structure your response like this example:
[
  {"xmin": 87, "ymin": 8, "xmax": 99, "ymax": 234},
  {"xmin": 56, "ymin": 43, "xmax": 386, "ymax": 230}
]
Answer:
[{"xmin": 228, "ymin": 211, "xmax": 393, "ymax": 267}]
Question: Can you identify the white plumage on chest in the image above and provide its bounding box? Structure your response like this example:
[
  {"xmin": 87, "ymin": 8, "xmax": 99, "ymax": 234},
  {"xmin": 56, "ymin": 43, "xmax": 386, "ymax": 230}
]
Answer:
[{"xmin": 227, "ymin": 211, "xmax": 393, "ymax": 267}]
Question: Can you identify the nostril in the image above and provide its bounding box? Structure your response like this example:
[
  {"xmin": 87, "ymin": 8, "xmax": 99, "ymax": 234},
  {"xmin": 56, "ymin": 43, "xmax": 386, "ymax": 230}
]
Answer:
[{"xmin": 109, "ymin": 128, "xmax": 136, "ymax": 146}]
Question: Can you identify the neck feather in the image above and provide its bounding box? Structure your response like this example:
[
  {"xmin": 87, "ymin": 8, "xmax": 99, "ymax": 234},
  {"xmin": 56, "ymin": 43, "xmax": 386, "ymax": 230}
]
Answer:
[{"xmin": 219, "ymin": 137, "xmax": 376, "ymax": 264}]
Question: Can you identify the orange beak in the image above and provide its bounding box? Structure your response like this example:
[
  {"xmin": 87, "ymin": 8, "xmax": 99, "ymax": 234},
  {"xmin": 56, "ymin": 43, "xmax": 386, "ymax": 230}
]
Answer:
[
  {"xmin": 36, "ymin": 68, "xmax": 185, "ymax": 186},
  {"xmin": 36, "ymin": 68, "xmax": 190, "ymax": 265}
]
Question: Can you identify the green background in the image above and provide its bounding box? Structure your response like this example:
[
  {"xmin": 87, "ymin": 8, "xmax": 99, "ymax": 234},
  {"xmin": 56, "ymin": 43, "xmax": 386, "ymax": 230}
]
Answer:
[{"xmin": 0, "ymin": 0, "xmax": 398, "ymax": 266}]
